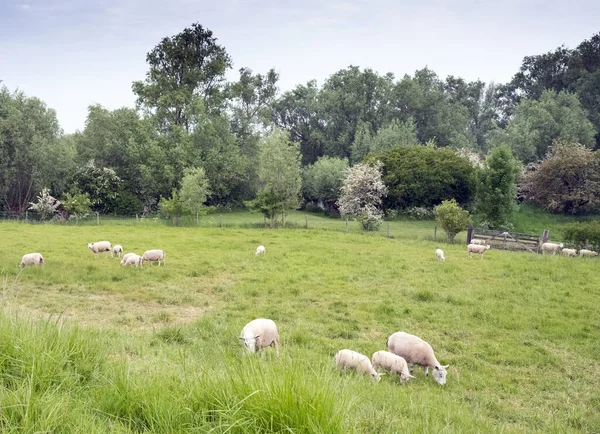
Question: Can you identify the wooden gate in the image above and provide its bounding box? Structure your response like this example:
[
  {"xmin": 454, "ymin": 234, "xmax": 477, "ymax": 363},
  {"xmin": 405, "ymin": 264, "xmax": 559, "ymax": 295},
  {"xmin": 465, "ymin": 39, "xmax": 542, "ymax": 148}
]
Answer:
[{"xmin": 466, "ymin": 226, "xmax": 542, "ymax": 253}]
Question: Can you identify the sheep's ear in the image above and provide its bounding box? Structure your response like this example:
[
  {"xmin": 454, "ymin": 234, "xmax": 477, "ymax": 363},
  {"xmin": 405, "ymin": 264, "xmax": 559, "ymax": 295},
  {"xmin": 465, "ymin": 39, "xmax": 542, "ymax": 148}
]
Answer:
[
  {"xmin": 442, "ymin": 364, "xmax": 449, "ymax": 369},
  {"xmin": 238, "ymin": 336, "xmax": 244, "ymax": 340},
  {"xmin": 409, "ymin": 374, "xmax": 416, "ymax": 379},
  {"xmin": 254, "ymin": 334, "xmax": 261, "ymax": 339}
]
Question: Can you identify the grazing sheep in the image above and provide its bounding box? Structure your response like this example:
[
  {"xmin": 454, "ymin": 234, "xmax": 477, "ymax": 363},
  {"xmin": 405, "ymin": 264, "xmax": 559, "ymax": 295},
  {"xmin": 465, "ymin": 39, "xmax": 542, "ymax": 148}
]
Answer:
[
  {"xmin": 20, "ymin": 253, "xmax": 44, "ymax": 268},
  {"xmin": 468, "ymin": 243, "xmax": 491, "ymax": 258},
  {"xmin": 141, "ymin": 249, "xmax": 166, "ymax": 267},
  {"xmin": 112, "ymin": 244, "xmax": 123, "ymax": 258},
  {"xmin": 88, "ymin": 241, "xmax": 112, "ymax": 258},
  {"xmin": 239, "ymin": 318, "xmax": 280, "ymax": 356},
  {"xmin": 371, "ymin": 350, "xmax": 415, "ymax": 383},
  {"xmin": 579, "ymin": 249, "xmax": 598, "ymax": 257},
  {"xmin": 387, "ymin": 331, "xmax": 449, "ymax": 385},
  {"xmin": 120, "ymin": 253, "xmax": 142, "ymax": 267},
  {"xmin": 470, "ymin": 239, "xmax": 487, "ymax": 245},
  {"xmin": 334, "ymin": 349, "xmax": 381, "ymax": 382},
  {"xmin": 255, "ymin": 245, "xmax": 266, "ymax": 256},
  {"xmin": 435, "ymin": 248, "xmax": 445, "ymax": 262},
  {"xmin": 561, "ymin": 248, "xmax": 578, "ymax": 257},
  {"xmin": 541, "ymin": 242, "xmax": 564, "ymax": 255}
]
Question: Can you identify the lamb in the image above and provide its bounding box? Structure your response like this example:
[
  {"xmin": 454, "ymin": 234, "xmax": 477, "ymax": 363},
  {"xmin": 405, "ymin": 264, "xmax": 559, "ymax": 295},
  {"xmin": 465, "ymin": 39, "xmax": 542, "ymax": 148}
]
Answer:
[
  {"xmin": 470, "ymin": 239, "xmax": 487, "ymax": 245},
  {"xmin": 239, "ymin": 318, "xmax": 280, "ymax": 356},
  {"xmin": 435, "ymin": 248, "xmax": 445, "ymax": 262},
  {"xmin": 561, "ymin": 248, "xmax": 578, "ymax": 257},
  {"xmin": 112, "ymin": 244, "xmax": 123, "ymax": 258},
  {"xmin": 20, "ymin": 253, "xmax": 44, "ymax": 268},
  {"xmin": 579, "ymin": 249, "xmax": 598, "ymax": 257},
  {"xmin": 468, "ymin": 243, "xmax": 491, "ymax": 258},
  {"xmin": 541, "ymin": 242, "xmax": 564, "ymax": 255},
  {"xmin": 141, "ymin": 249, "xmax": 166, "ymax": 266},
  {"xmin": 387, "ymin": 331, "xmax": 449, "ymax": 385},
  {"xmin": 120, "ymin": 253, "xmax": 142, "ymax": 267},
  {"xmin": 255, "ymin": 245, "xmax": 266, "ymax": 256},
  {"xmin": 88, "ymin": 241, "xmax": 112, "ymax": 258},
  {"xmin": 371, "ymin": 350, "xmax": 415, "ymax": 383},
  {"xmin": 334, "ymin": 349, "xmax": 381, "ymax": 382}
]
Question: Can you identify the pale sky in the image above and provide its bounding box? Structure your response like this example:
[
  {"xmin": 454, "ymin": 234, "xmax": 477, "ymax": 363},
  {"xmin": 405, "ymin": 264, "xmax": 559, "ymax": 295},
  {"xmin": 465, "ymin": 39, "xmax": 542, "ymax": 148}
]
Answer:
[{"xmin": 1, "ymin": 0, "xmax": 599, "ymax": 133}]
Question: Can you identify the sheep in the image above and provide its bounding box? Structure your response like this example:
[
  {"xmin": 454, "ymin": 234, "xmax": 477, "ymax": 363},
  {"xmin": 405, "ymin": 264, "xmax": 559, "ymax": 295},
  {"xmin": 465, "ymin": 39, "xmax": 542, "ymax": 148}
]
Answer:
[
  {"xmin": 20, "ymin": 253, "xmax": 44, "ymax": 268},
  {"xmin": 120, "ymin": 253, "xmax": 142, "ymax": 267},
  {"xmin": 141, "ymin": 249, "xmax": 166, "ymax": 267},
  {"xmin": 88, "ymin": 241, "xmax": 112, "ymax": 258},
  {"xmin": 541, "ymin": 242, "xmax": 564, "ymax": 255},
  {"xmin": 112, "ymin": 244, "xmax": 123, "ymax": 258},
  {"xmin": 468, "ymin": 243, "xmax": 491, "ymax": 258},
  {"xmin": 371, "ymin": 350, "xmax": 415, "ymax": 383},
  {"xmin": 470, "ymin": 239, "xmax": 487, "ymax": 245},
  {"xmin": 561, "ymin": 248, "xmax": 578, "ymax": 257},
  {"xmin": 579, "ymin": 249, "xmax": 598, "ymax": 257},
  {"xmin": 435, "ymin": 248, "xmax": 445, "ymax": 262},
  {"xmin": 238, "ymin": 318, "xmax": 280, "ymax": 356},
  {"xmin": 334, "ymin": 349, "xmax": 381, "ymax": 382},
  {"xmin": 387, "ymin": 331, "xmax": 449, "ymax": 385},
  {"xmin": 255, "ymin": 245, "xmax": 266, "ymax": 256}
]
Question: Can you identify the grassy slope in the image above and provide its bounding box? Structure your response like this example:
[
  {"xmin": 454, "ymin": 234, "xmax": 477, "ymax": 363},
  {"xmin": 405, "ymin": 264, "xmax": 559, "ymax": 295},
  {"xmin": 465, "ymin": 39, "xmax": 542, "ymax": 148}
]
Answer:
[{"xmin": 0, "ymin": 221, "xmax": 599, "ymax": 432}]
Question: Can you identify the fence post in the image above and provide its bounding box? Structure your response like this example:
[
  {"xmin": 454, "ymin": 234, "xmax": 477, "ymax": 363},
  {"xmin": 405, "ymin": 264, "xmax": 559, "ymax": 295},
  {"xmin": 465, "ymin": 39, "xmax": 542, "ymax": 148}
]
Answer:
[
  {"xmin": 434, "ymin": 225, "xmax": 437, "ymax": 241},
  {"xmin": 503, "ymin": 232, "xmax": 507, "ymax": 249},
  {"xmin": 264, "ymin": 216, "xmax": 267, "ymax": 227},
  {"xmin": 585, "ymin": 239, "xmax": 590, "ymax": 249},
  {"xmin": 542, "ymin": 229, "xmax": 550, "ymax": 244},
  {"xmin": 96, "ymin": 212, "xmax": 100, "ymax": 226},
  {"xmin": 25, "ymin": 211, "xmax": 28, "ymax": 221},
  {"xmin": 136, "ymin": 213, "xmax": 139, "ymax": 223},
  {"xmin": 219, "ymin": 215, "xmax": 222, "ymax": 228},
  {"xmin": 346, "ymin": 218, "xmax": 349, "ymax": 233},
  {"xmin": 387, "ymin": 222, "xmax": 390, "ymax": 238},
  {"xmin": 305, "ymin": 214, "xmax": 308, "ymax": 229},
  {"xmin": 196, "ymin": 211, "xmax": 199, "ymax": 226},
  {"xmin": 466, "ymin": 225, "xmax": 473, "ymax": 245}
]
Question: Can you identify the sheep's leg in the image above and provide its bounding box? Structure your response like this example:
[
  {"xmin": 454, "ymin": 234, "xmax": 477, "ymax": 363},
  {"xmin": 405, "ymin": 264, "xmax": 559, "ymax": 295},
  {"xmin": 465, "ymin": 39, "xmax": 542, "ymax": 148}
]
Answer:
[
  {"xmin": 273, "ymin": 339, "xmax": 280, "ymax": 357},
  {"xmin": 409, "ymin": 363, "xmax": 415, "ymax": 373},
  {"xmin": 425, "ymin": 366, "xmax": 429, "ymax": 376}
]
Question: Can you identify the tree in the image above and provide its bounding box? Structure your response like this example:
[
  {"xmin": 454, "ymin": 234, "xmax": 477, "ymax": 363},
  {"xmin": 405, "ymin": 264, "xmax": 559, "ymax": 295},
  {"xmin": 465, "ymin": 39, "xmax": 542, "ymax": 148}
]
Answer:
[
  {"xmin": 70, "ymin": 160, "xmax": 122, "ymax": 213},
  {"xmin": 435, "ymin": 199, "xmax": 472, "ymax": 242},
  {"xmin": 302, "ymin": 156, "xmax": 348, "ymax": 213},
  {"xmin": 28, "ymin": 188, "xmax": 61, "ymax": 221},
  {"xmin": 505, "ymin": 90, "xmax": 596, "ymax": 163},
  {"xmin": 245, "ymin": 190, "xmax": 283, "ymax": 228},
  {"xmin": 476, "ymin": 145, "xmax": 521, "ymax": 228},
  {"xmin": 180, "ymin": 167, "xmax": 211, "ymax": 223},
  {"xmin": 257, "ymin": 129, "xmax": 302, "ymax": 225},
  {"xmin": 373, "ymin": 146, "xmax": 476, "ymax": 210},
  {"xmin": 337, "ymin": 161, "xmax": 388, "ymax": 231},
  {"xmin": 132, "ymin": 23, "xmax": 232, "ymax": 131},
  {"xmin": 158, "ymin": 189, "xmax": 185, "ymax": 225},
  {"xmin": 62, "ymin": 190, "xmax": 92, "ymax": 222},
  {"xmin": 519, "ymin": 141, "xmax": 600, "ymax": 214},
  {"xmin": 350, "ymin": 119, "xmax": 417, "ymax": 163}
]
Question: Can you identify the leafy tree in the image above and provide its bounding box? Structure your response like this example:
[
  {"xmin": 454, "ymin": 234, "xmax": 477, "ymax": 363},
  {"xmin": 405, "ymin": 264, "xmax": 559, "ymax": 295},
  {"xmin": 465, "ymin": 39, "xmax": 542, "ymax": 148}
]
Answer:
[
  {"xmin": 519, "ymin": 141, "xmax": 600, "ymax": 214},
  {"xmin": 158, "ymin": 189, "xmax": 185, "ymax": 225},
  {"xmin": 506, "ymin": 90, "xmax": 596, "ymax": 163},
  {"xmin": 62, "ymin": 190, "xmax": 92, "ymax": 222},
  {"xmin": 70, "ymin": 160, "xmax": 121, "ymax": 213},
  {"xmin": 435, "ymin": 199, "xmax": 472, "ymax": 242},
  {"xmin": 302, "ymin": 156, "xmax": 348, "ymax": 213},
  {"xmin": 350, "ymin": 119, "xmax": 417, "ymax": 163},
  {"xmin": 373, "ymin": 146, "xmax": 476, "ymax": 210},
  {"xmin": 337, "ymin": 161, "xmax": 388, "ymax": 231},
  {"xmin": 132, "ymin": 23, "xmax": 232, "ymax": 131},
  {"xmin": 476, "ymin": 145, "xmax": 521, "ymax": 228},
  {"xmin": 180, "ymin": 167, "xmax": 211, "ymax": 223},
  {"xmin": 257, "ymin": 129, "xmax": 302, "ymax": 225},
  {"xmin": 245, "ymin": 190, "xmax": 283, "ymax": 228},
  {"xmin": 28, "ymin": 188, "xmax": 60, "ymax": 220}
]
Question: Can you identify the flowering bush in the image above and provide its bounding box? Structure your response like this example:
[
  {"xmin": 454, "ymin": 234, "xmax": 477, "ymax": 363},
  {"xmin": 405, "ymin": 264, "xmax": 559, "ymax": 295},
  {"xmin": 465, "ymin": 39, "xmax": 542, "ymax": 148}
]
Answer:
[{"xmin": 28, "ymin": 188, "xmax": 61, "ymax": 220}]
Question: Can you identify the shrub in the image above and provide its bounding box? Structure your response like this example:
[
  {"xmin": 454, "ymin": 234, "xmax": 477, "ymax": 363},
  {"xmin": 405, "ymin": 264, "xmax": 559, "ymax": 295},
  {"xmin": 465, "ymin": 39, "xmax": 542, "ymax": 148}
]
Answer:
[
  {"xmin": 563, "ymin": 221, "xmax": 600, "ymax": 250},
  {"xmin": 28, "ymin": 188, "xmax": 61, "ymax": 220},
  {"xmin": 435, "ymin": 199, "xmax": 472, "ymax": 241}
]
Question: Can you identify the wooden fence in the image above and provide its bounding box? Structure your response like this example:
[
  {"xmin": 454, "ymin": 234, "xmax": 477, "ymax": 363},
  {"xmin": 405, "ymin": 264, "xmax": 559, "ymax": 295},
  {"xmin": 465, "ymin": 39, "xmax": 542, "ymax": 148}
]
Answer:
[{"xmin": 466, "ymin": 225, "xmax": 549, "ymax": 253}]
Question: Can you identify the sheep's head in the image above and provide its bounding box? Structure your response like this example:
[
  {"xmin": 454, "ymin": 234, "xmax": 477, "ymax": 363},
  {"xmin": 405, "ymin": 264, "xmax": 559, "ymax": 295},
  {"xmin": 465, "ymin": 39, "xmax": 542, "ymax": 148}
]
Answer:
[
  {"xmin": 559, "ymin": 243, "xmax": 564, "ymax": 248},
  {"xmin": 399, "ymin": 372, "xmax": 416, "ymax": 383},
  {"xmin": 239, "ymin": 333, "xmax": 260, "ymax": 353},
  {"xmin": 433, "ymin": 365, "xmax": 449, "ymax": 385},
  {"xmin": 485, "ymin": 245, "xmax": 491, "ymax": 250},
  {"xmin": 87, "ymin": 243, "xmax": 93, "ymax": 250},
  {"xmin": 371, "ymin": 371, "xmax": 382, "ymax": 382}
]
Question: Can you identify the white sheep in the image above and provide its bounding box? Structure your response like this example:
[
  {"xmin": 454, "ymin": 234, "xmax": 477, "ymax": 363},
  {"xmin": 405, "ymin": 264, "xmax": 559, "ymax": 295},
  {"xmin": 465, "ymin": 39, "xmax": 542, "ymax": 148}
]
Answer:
[
  {"xmin": 541, "ymin": 242, "xmax": 564, "ymax": 255},
  {"xmin": 255, "ymin": 245, "xmax": 266, "ymax": 256},
  {"xmin": 141, "ymin": 249, "xmax": 166, "ymax": 267},
  {"xmin": 468, "ymin": 243, "xmax": 491, "ymax": 258},
  {"xmin": 120, "ymin": 253, "xmax": 142, "ymax": 267},
  {"xmin": 112, "ymin": 244, "xmax": 123, "ymax": 258},
  {"xmin": 88, "ymin": 241, "xmax": 112, "ymax": 258},
  {"xmin": 387, "ymin": 331, "xmax": 449, "ymax": 385},
  {"xmin": 470, "ymin": 239, "xmax": 487, "ymax": 245},
  {"xmin": 579, "ymin": 249, "xmax": 598, "ymax": 257},
  {"xmin": 561, "ymin": 248, "xmax": 577, "ymax": 257},
  {"xmin": 238, "ymin": 318, "xmax": 280, "ymax": 356},
  {"xmin": 371, "ymin": 350, "xmax": 415, "ymax": 383},
  {"xmin": 20, "ymin": 253, "xmax": 44, "ymax": 268},
  {"xmin": 435, "ymin": 248, "xmax": 445, "ymax": 262},
  {"xmin": 334, "ymin": 349, "xmax": 381, "ymax": 382}
]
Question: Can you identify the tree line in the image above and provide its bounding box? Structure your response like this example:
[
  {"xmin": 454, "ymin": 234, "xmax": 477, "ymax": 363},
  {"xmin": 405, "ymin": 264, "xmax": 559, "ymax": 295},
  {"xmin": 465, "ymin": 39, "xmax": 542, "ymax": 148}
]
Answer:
[{"xmin": 2, "ymin": 24, "xmax": 600, "ymax": 228}]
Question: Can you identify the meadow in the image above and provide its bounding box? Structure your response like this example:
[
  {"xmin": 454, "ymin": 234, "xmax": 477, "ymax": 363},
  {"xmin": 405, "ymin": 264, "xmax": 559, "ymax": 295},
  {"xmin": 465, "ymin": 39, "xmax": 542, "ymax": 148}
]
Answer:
[{"xmin": 0, "ymin": 217, "xmax": 599, "ymax": 433}]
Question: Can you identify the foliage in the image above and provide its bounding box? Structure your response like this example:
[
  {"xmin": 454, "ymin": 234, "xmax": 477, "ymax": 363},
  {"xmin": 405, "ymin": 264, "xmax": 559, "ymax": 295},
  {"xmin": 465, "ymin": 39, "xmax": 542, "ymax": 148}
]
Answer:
[
  {"xmin": 28, "ymin": 188, "xmax": 61, "ymax": 220},
  {"xmin": 399, "ymin": 206, "xmax": 436, "ymax": 220},
  {"xmin": 519, "ymin": 141, "xmax": 600, "ymax": 214},
  {"xmin": 563, "ymin": 221, "xmax": 600, "ymax": 251},
  {"xmin": 244, "ymin": 190, "xmax": 283, "ymax": 228},
  {"xmin": 476, "ymin": 145, "xmax": 521, "ymax": 228},
  {"xmin": 373, "ymin": 145, "xmax": 476, "ymax": 210},
  {"xmin": 61, "ymin": 190, "xmax": 92, "ymax": 220},
  {"xmin": 337, "ymin": 161, "xmax": 388, "ymax": 231},
  {"xmin": 434, "ymin": 199, "xmax": 472, "ymax": 241},
  {"xmin": 302, "ymin": 156, "xmax": 348, "ymax": 213},
  {"xmin": 350, "ymin": 119, "xmax": 417, "ymax": 163},
  {"xmin": 179, "ymin": 167, "xmax": 211, "ymax": 218},
  {"xmin": 70, "ymin": 160, "xmax": 122, "ymax": 213},
  {"xmin": 158, "ymin": 189, "xmax": 185, "ymax": 225}
]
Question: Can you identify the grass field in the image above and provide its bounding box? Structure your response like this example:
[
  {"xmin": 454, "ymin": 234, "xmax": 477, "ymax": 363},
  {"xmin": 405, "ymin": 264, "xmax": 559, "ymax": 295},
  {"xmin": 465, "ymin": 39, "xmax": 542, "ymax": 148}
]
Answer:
[{"xmin": 0, "ymin": 219, "xmax": 599, "ymax": 432}]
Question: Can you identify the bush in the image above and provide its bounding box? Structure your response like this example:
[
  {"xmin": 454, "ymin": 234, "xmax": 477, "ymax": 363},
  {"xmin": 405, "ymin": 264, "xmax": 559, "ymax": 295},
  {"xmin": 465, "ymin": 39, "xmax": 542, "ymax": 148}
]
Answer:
[
  {"xmin": 563, "ymin": 221, "xmax": 600, "ymax": 250},
  {"xmin": 435, "ymin": 199, "xmax": 472, "ymax": 241}
]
